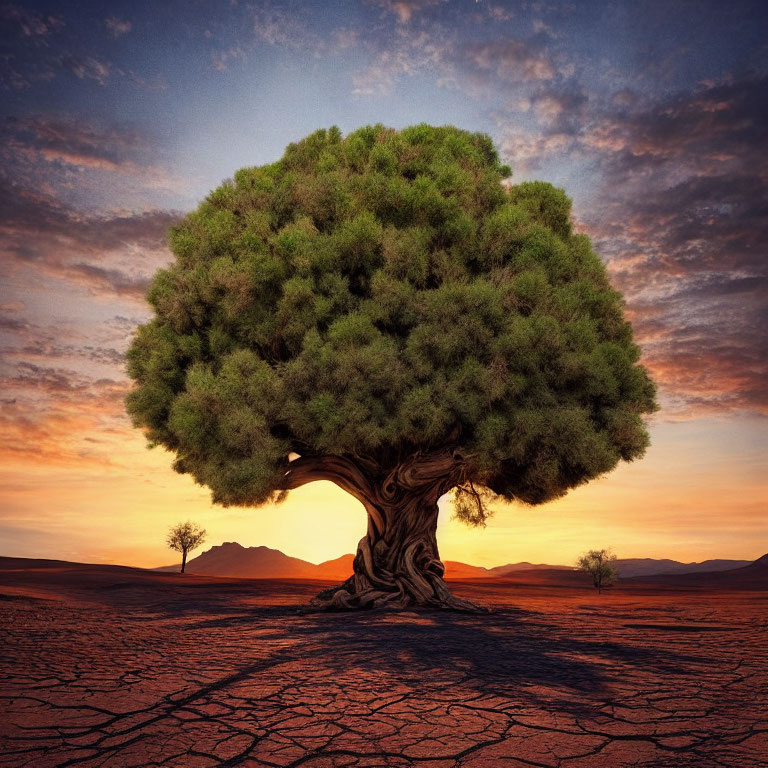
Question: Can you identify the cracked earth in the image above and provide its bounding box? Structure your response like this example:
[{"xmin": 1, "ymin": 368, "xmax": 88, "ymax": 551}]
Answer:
[{"xmin": 1, "ymin": 562, "xmax": 766, "ymax": 767}]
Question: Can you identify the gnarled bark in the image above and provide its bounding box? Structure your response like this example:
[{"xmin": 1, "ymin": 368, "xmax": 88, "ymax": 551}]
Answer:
[{"xmin": 282, "ymin": 450, "xmax": 486, "ymax": 612}]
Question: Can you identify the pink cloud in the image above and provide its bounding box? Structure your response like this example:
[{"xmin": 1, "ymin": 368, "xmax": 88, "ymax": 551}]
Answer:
[
  {"xmin": 105, "ymin": 16, "xmax": 132, "ymax": 38},
  {"xmin": 366, "ymin": 0, "xmax": 446, "ymax": 24}
]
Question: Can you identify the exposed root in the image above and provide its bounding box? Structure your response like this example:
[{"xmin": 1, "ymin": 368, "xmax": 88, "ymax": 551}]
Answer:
[{"xmin": 309, "ymin": 575, "xmax": 489, "ymax": 613}]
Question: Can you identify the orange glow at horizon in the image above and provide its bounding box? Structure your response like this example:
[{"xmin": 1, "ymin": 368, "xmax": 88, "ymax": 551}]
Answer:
[{"xmin": 1, "ymin": 412, "xmax": 765, "ymax": 569}]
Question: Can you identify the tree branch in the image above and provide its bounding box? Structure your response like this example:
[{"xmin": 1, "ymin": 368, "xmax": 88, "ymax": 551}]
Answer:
[{"xmin": 280, "ymin": 454, "xmax": 384, "ymax": 533}]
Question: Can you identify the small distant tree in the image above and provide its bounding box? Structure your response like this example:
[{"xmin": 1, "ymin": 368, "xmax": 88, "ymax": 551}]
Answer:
[
  {"xmin": 167, "ymin": 521, "xmax": 207, "ymax": 573},
  {"xmin": 577, "ymin": 548, "xmax": 618, "ymax": 593}
]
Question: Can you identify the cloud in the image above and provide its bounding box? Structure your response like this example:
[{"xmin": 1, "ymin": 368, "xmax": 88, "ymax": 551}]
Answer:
[
  {"xmin": 492, "ymin": 83, "xmax": 589, "ymax": 172},
  {"xmin": 0, "ymin": 174, "xmax": 179, "ymax": 299},
  {"xmin": 6, "ymin": 361, "xmax": 94, "ymax": 394},
  {"xmin": 0, "ymin": 115, "xmax": 186, "ymax": 206},
  {"xmin": 68, "ymin": 262, "xmax": 156, "ymax": 297},
  {"xmin": 1, "ymin": 8, "xmax": 160, "ymax": 93},
  {"xmin": 0, "ymin": 308, "xmax": 138, "ymax": 468},
  {"xmin": 528, "ymin": 86, "xmax": 588, "ymax": 132},
  {"xmin": 314, "ymin": 27, "xmax": 360, "ymax": 57},
  {"xmin": 251, "ymin": 5, "xmax": 314, "ymax": 48},
  {"xmin": 0, "ymin": 315, "xmax": 28, "ymax": 331},
  {"xmin": 105, "ymin": 16, "xmax": 132, "ymax": 38},
  {"xmin": 0, "ymin": 379, "xmax": 131, "ymax": 467},
  {"xmin": 4, "ymin": 114, "xmax": 137, "ymax": 150},
  {"xmin": 0, "ymin": 305, "xmax": 145, "ymax": 482},
  {"xmin": 585, "ymin": 76, "xmax": 768, "ymax": 176},
  {"xmin": 365, "ymin": 0, "xmax": 446, "ymax": 24},
  {"xmin": 577, "ymin": 76, "xmax": 768, "ymax": 417},
  {"xmin": 9, "ymin": 337, "xmax": 126, "ymax": 366},
  {"xmin": 0, "ymin": 4, "xmax": 60, "ymax": 89},
  {"xmin": 2, "ymin": 113, "xmax": 143, "ymax": 170},
  {"xmin": 209, "ymin": 7, "xmax": 358, "ymax": 72},
  {"xmin": 0, "ymin": 3, "xmax": 64, "ymax": 40},
  {"xmin": 352, "ymin": 24, "xmax": 449, "ymax": 96},
  {"xmin": 497, "ymin": 130, "xmax": 573, "ymax": 173},
  {"xmin": 211, "ymin": 46, "xmax": 246, "ymax": 72},
  {"xmin": 464, "ymin": 38, "xmax": 556, "ymax": 82},
  {"xmin": 484, "ymin": 4, "xmax": 515, "ymax": 22},
  {"xmin": 60, "ymin": 54, "xmax": 111, "ymax": 85},
  {"xmin": 584, "ymin": 77, "xmax": 768, "ymax": 285}
]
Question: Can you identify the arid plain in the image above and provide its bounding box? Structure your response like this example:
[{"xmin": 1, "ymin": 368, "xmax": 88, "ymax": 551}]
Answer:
[{"xmin": 2, "ymin": 557, "xmax": 766, "ymax": 768}]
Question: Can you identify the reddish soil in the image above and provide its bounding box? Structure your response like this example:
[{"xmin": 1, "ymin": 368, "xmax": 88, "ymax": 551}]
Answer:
[{"xmin": 1, "ymin": 558, "xmax": 766, "ymax": 767}]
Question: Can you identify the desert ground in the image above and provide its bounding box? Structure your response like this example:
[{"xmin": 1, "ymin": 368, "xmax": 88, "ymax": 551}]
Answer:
[{"xmin": 1, "ymin": 558, "xmax": 766, "ymax": 767}]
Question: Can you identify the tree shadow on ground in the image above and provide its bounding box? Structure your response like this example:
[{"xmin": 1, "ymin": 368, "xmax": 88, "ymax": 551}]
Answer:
[{"xmin": 126, "ymin": 584, "xmax": 712, "ymax": 722}]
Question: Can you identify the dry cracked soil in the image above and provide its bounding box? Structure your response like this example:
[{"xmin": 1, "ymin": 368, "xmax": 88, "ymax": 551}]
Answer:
[{"xmin": 1, "ymin": 559, "xmax": 766, "ymax": 768}]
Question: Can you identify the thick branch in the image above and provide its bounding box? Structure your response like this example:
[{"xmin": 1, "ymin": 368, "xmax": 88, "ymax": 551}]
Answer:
[
  {"xmin": 280, "ymin": 455, "xmax": 384, "ymax": 533},
  {"xmin": 383, "ymin": 447, "xmax": 467, "ymax": 499}
]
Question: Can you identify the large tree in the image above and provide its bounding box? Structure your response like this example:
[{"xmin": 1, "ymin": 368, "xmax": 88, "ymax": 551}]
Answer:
[{"xmin": 126, "ymin": 124, "xmax": 656, "ymax": 610}]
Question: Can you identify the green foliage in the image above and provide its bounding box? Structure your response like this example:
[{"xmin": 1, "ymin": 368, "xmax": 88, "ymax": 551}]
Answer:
[
  {"xmin": 166, "ymin": 520, "xmax": 206, "ymax": 553},
  {"xmin": 452, "ymin": 482, "xmax": 499, "ymax": 527},
  {"xmin": 126, "ymin": 124, "xmax": 656, "ymax": 511}
]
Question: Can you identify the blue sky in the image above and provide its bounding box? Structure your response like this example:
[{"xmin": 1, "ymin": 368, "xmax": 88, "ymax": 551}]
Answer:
[{"xmin": 1, "ymin": 0, "xmax": 766, "ymax": 565}]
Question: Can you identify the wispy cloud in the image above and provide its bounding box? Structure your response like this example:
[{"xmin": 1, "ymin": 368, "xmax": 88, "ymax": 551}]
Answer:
[
  {"xmin": 105, "ymin": 16, "xmax": 132, "ymax": 38},
  {"xmin": 0, "ymin": 173, "xmax": 178, "ymax": 299},
  {"xmin": 60, "ymin": 54, "xmax": 111, "ymax": 85},
  {"xmin": 577, "ymin": 76, "xmax": 768, "ymax": 417},
  {"xmin": 0, "ymin": 3, "xmax": 64, "ymax": 40},
  {"xmin": 0, "ymin": 4, "xmax": 61, "ymax": 89},
  {"xmin": 352, "ymin": 25, "xmax": 449, "ymax": 95},
  {"xmin": 365, "ymin": 0, "xmax": 446, "ymax": 25},
  {"xmin": 2, "ymin": 114, "xmax": 140, "ymax": 170},
  {"xmin": 0, "ymin": 115, "xmax": 188, "ymax": 209},
  {"xmin": 464, "ymin": 38, "xmax": 556, "ymax": 83},
  {"xmin": 208, "ymin": 6, "xmax": 358, "ymax": 73},
  {"xmin": 251, "ymin": 4, "xmax": 315, "ymax": 48},
  {"xmin": 210, "ymin": 45, "xmax": 246, "ymax": 72},
  {"xmin": 484, "ymin": 4, "xmax": 515, "ymax": 23},
  {"xmin": 344, "ymin": 4, "xmax": 472, "ymax": 97},
  {"xmin": 0, "ymin": 378, "xmax": 131, "ymax": 467}
]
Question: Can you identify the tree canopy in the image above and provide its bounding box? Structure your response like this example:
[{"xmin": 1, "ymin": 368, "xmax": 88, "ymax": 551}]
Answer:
[
  {"xmin": 167, "ymin": 521, "xmax": 207, "ymax": 554},
  {"xmin": 126, "ymin": 124, "xmax": 656, "ymax": 522},
  {"xmin": 166, "ymin": 520, "xmax": 207, "ymax": 573}
]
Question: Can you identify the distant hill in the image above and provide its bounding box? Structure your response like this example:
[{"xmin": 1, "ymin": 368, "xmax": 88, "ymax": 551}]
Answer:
[
  {"xmin": 490, "ymin": 562, "xmax": 572, "ymax": 576},
  {"xmin": 615, "ymin": 558, "xmax": 751, "ymax": 578},
  {"xmin": 4, "ymin": 552, "xmax": 765, "ymax": 596},
  {"xmin": 159, "ymin": 545, "xmax": 576, "ymax": 580},
  {"xmin": 443, "ymin": 561, "xmax": 494, "ymax": 579},
  {"xmin": 625, "ymin": 553, "xmax": 768, "ymax": 589},
  {"xmin": 315, "ymin": 554, "xmax": 354, "ymax": 581},
  {"xmin": 157, "ymin": 544, "xmax": 498, "ymax": 581},
  {"xmin": 156, "ymin": 543, "xmax": 755, "ymax": 581},
  {"xmin": 156, "ymin": 542, "xmax": 320, "ymax": 579}
]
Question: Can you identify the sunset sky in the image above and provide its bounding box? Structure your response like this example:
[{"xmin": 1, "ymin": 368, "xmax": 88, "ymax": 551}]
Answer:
[{"xmin": 1, "ymin": 0, "xmax": 766, "ymax": 569}]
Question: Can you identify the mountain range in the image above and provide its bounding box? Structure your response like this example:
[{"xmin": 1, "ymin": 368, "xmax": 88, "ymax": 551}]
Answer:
[{"xmin": 157, "ymin": 542, "xmax": 754, "ymax": 580}]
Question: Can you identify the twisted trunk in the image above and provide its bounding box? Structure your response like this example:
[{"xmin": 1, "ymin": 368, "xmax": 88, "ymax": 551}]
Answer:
[{"xmin": 282, "ymin": 450, "xmax": 484, "ymax": 611}]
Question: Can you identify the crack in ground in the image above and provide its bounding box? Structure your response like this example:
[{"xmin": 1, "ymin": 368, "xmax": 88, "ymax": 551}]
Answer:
[{"xmin": 1, "ymin": 577, "xmax": 766, "ymax": 768}]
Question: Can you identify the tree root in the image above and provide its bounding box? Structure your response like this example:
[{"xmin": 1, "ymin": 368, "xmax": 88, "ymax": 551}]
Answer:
[{"xmin": 307, "ymin": 580, "xmax": 489, "ymax": 613}]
